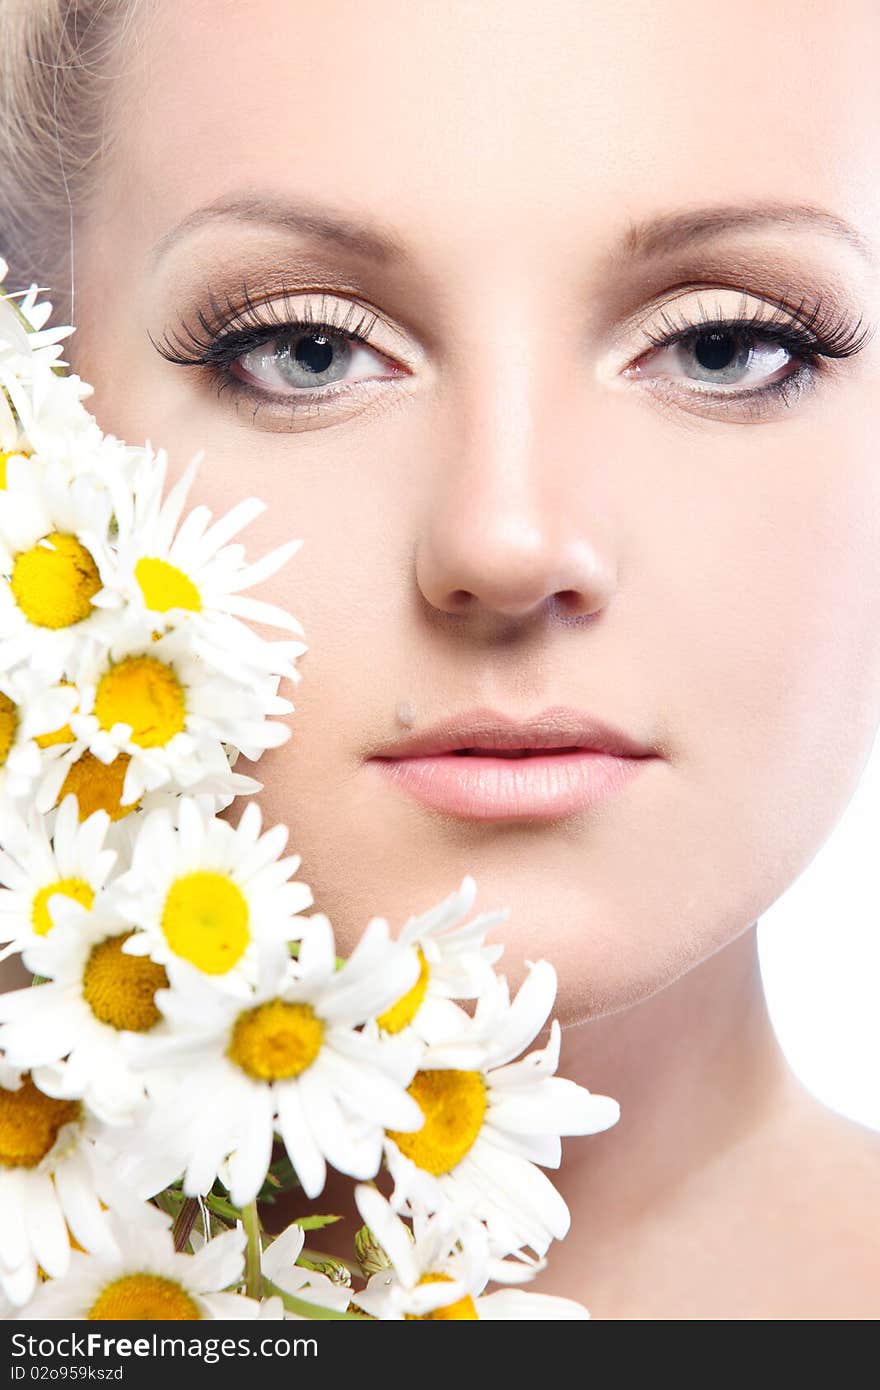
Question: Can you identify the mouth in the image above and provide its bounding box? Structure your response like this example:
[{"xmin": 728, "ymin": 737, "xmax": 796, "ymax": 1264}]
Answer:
[
  {"xmin": 365, "ymin": 705, "xmax": 660, "ymax": 821},
  {"xmin": 450, "ymin": 746, "xmax": 582, "ymax": 758}
]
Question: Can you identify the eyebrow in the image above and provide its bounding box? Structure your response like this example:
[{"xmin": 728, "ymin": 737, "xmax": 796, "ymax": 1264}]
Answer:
[
  {"xmin": 149, "ymin": 193, "xmax": 408, "ymax": 269},
  {"xmin": 619, "ymin": 201, "xmax": 874, "ymax": 265},
  {"xmin": 149, "ymin": 193, "xmax": 875, "ymax": 271}
]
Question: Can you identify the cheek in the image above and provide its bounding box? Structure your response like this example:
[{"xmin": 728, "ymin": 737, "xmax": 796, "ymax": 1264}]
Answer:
[{"xmin": 646, "ymin": 421, "xmax": 880, "ymax": 936}]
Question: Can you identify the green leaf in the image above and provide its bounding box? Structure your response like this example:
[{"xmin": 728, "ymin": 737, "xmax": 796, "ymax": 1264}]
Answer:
[
  {"xmin": 202, "ymin": 1193, "xmax": 243, "ymax": 1224},
  {"xmin": 291, "ymin": 1214, "xmax": 343, "ymax": 1231}
]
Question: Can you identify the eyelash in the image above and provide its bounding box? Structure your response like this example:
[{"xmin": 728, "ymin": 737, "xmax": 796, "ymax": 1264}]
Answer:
[
  {"xmin": 151, "ymin": 285, "xmax": 386, "ymax": 417},
  {"xmin": 632, "ymin": 291, "xmax": 872, "ymax": 414},
  {"xmin": 151, "ymin": 282, "xmax": 873, "ymax": 422}
]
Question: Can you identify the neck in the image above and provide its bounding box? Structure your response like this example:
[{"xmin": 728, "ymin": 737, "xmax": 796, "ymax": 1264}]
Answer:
[{"xmin": 554, "ymin": 924, "xmax": 805, "ymax": 1260}]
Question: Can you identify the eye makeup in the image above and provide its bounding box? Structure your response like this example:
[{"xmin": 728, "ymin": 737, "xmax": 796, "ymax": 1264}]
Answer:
[{"xmin": 149, "ymin": 242, "xmax": 876, "ymax": 429}]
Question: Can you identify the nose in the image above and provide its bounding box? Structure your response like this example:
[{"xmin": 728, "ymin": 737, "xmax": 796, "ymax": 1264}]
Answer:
[{"xmin": 415, "ymin": 321, "xmax": 617, "ymax": 628}]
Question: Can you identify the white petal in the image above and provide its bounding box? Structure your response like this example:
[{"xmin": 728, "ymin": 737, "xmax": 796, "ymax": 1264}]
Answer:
[
  {"xmin": 489, "ymin": 1078, "xmax": 620, "ymax": 1136},
  {"xmin": 261, "ymin": 1222, "xmax": 306, "ymax": 1281},
  {"xmin": 276, "ymin": 1082, "xmax": 326, "ymax": 1199},
  {"xmin": 476, "ymin": 1289, "xmax": 590, "ymax": 1319},
  {"xmin": 52, "ymin": 1152, "xmax": 113, "ymax": 1255},
  {"xmin": 188, "ymin": 1227, "xmax": 246, "ymax": 1294},
  {"xmin": 23, "ymin": 1173, "xmax": 70, "ymax": 1279},
  {"xmin": 486, "ymin": 960, "xmax": 557, "ymax": 1069},
  {"xmin": 0, "ymin": 1179, "xmax": 29, "ymax": 1272},
  {"xmin": 353, "ymin": 1185, "xmax": 421, "ymax": 1290},
  {"xmin": 226, "ymin": 1090, "xmax": 275, "ymax": 1207}
]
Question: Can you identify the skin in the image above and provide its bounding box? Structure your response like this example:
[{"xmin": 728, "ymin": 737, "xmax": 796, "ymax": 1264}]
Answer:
[{"xmin": 60, "ymin": 0, "xmax": 880, "ymax": 1315}]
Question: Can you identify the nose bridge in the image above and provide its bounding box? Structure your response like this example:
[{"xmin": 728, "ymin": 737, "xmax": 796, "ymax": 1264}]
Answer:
[{"xmin": 416, "ymin": 269, "xmax": 617, "ymax": 619}]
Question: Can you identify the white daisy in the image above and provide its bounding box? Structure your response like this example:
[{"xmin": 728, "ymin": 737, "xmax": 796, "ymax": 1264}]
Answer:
[
  {"xmin": 0, "ymin": 796, "xmax": 117, "ymax": 963},
  {"xmin": 111, "ymin": 796, "xmax": 314, "ymax": 993},
  {"xmin": 65, "ymin": 626, "xmax": 291, "ymax": 802},
  {"xmin": 0, "ymin": 457, "xmax": 114, "ymax": 676},
  {"xmin": 0, "ymin": 666, "xmax": 77, "ymax": 802},
  {"xmin": 34, "ymin": 731, "xmax": 262, "ymax": 829},
  {"xmin": 382, "ymin": 960, "xmax": 621, "ymax": 1258},
  {"xmin": 89, "ymin": 443, "xmax": 308, "ymax": 673},
  {"xmin": 370, "ymin": 874, "xmax": 507, "ymax": 1043},
  {"xmin": 0, "ymin": 1058, "xmax": 157, "ymax": 1307},
  {"xmin": 0, "ymin": 895, "xmax": 176, "ymax": 1121},
  {"xmin": 0, "ymin": 275, "xmax": 78, "ymax": 448},
  {"xmin": 352, "ymin": 1185, "xmax": 588, "ymax": 1320},
  {"xmin": 121, "ymin": 914, "xmax": 425, "ymax": 1206},
  {"xmin": 20, "ymin": 386, "xmax": 123, "ymax": 491},
  {"xmin": 0, "ymin": 271, "xmax": 128, "ymax": 493},
  {"xmin": 14, "ymin": 1213, "xmax": 260, "ymax": 1320}
]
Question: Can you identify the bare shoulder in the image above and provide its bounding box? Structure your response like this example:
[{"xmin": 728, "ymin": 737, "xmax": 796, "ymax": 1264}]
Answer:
[{"xmin": 785, "ymin": 1099, "xmax": 880, "ymax": 1318}]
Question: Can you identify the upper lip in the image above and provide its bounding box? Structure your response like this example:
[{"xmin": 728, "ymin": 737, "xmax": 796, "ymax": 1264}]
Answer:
[{"xmin": 367, "ymin": 705, "xmax": 657, "ymax": 760}]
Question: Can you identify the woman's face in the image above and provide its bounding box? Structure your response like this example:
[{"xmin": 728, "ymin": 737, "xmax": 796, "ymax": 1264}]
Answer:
[{"xmin": 70, "ymin": 0, "xmax": 880, "ymax": 1023}]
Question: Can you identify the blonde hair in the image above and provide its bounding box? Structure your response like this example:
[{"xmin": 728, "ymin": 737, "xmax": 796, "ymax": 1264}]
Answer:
[{"xmin": 0, "ymin": 0, "xmax": 149, "ymax": 325}]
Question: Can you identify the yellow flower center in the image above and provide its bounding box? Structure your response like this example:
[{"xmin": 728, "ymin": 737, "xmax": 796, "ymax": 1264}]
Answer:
[
  {"xmin": 82, "ymin": 932, "xmax": 169, "ymax": 1031},
  {"xmin": 162, "ymin": 871, "xmax": 250, "ymax": 974},
  {"xmin": 0, "ymin": 691, "xmax": 18, "ymax": 766},
  {"xmin": 387, "ymin": 1069, "xmax": 487, "ymax": 1175},
  {"xmin": 135, "ymin": 557, "xmax": 202, "ymax": 613},
  {"xmin": 376, "ymin": 947, "xmax": 430, "ymax": 1034},
  {"xmin": 10, "ymin": 531, "xmax": 101, "ymax": 628},
  {"xmin": 228, "ymin": 999, "xmax": 324, "ymax": 1080},
  {"xmin": 94, "ymin": 654, "xmax": 186, "ymax": 748},
  {"xmin": 31, "ymin": 878, "xmax": 95, "ymax": 936},
  {"xmin": 58, "ymin": 752, "xmax": 139, "ymax": 821},
  {"xmin": 0, "ymin": 1075, "xmax": 82, "ymax": 1169},
  {"xmin": 405, "ymin": 1273, "xmax": 479, "ymax": 1320},
  {"xmin": 35, "ymin": 681, "xmax": 76, "ymax": 749},
  {"xmin": 88, "ymin": 1274, "xmax": 201, "ymax": 1320}
]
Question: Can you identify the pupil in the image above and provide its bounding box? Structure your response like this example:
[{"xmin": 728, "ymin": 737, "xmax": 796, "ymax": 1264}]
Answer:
[
  {"xmin": 694, "ymin": 331, "xmax": 737, "ymax": 372},
  {"xmin": 293, "ymin": 332, "xmax": 335, "ymax": 375}
]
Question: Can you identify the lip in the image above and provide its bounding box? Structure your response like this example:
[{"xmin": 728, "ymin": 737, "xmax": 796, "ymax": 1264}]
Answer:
[{"xmin": 366, "ymin": 705, "xmax": 659, "ymax": 821}]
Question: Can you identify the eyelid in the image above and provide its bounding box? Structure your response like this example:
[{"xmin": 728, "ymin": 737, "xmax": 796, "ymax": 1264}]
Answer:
[
  {"xmin": 607, "ymin": 287, "xmax": 778, "ymax": 362},
  {"xmin": 178, "ymin": 286, "xmax": 421, "ymax": 367},
  {"xmin": 599, "ymin": 283, "xmax": 859, "ymax": 381}
]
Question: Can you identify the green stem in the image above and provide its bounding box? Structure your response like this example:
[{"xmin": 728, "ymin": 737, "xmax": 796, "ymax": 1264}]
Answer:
[
  {"xmin": 262, "ymin": 1278, "xmax": 368, "ymax": 1321},
  {"xmin": 242, "ymin": 1201, "xmax": 263, "ymax": 1300},
  {"xmin": 203, "ymin": 1193, "xmax": 243, "ymax": 1223}
]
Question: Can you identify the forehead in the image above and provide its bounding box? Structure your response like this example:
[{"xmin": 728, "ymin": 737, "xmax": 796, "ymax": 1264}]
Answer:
[{"xmin": 103, "ymin": 0, "xmax": 877, "ymax": 274}]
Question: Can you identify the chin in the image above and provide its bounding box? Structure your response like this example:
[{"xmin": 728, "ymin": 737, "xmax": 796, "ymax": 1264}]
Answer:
[
  {"xmin": 309, "ymin": 853, "xmax": 739, "ymax": 1031},
  {"xmin": 238, "ymin": 750, "xmax": 776, "ymax": 1034}
]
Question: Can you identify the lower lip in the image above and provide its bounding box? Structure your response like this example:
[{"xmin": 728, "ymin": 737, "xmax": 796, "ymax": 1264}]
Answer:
[{"xmin": 368, "ymin": 748, "xmax": 655, "ymax": 821}]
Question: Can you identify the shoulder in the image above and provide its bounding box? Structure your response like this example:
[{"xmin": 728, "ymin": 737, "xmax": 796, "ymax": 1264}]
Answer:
[{"xmin": 785, "ymin": 1103, "xmax": 880, "ymax": 1318}]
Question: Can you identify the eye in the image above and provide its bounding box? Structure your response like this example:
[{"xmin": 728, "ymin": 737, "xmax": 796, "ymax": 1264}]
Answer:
[
  {"xmin": 151, "ymin": 288, "xmax": 412, "ymax": 422},
  {"xmin": 621, "ymin": 290, "xmax": 872, "ymax": 416},
  {"xmin": 631, "ymin": 324, "xmax": 793, "ymax": 392},
  {"xmin": 233, "ymin": 324, "xmax": 397, "ymax": 395}
]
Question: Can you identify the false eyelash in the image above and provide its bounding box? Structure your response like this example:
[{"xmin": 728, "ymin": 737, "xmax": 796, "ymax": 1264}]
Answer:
[
  {"xmin": 641, "ymin": 289, "xmax": 873, "ymax": 362},
  {"xmin": 150, "ymin": 280, "xmax": 382, "ymax": 368}
]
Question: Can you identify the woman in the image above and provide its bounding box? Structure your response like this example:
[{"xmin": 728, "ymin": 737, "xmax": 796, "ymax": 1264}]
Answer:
[{"xmin": 1, "ymin": 0, "xmax": 879, "ymax": 1317}]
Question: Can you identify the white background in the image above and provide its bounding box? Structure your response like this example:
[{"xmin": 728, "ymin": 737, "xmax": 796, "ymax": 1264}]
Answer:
[{"xmin": 758, "ymin": 727, "xmax": 880, "ymax": 1131}]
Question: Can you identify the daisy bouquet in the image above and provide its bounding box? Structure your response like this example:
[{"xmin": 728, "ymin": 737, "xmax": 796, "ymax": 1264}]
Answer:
[{"xmin": 0, "ymin": 261, "xmax": 620, "ymax": 1323}]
